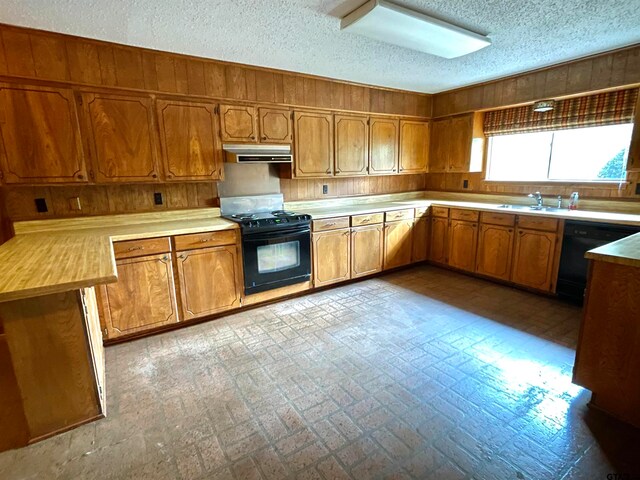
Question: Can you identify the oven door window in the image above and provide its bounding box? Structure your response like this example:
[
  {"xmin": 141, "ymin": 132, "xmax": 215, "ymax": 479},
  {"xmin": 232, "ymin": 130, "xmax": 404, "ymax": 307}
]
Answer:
[{"xmin": 257, "ymin": 241, "xmax": 300, "ymax": 274}]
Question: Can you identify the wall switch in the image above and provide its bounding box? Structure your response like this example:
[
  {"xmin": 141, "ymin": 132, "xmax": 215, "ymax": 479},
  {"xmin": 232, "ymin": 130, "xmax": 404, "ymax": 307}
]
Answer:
[
  {"xmin": 463, "ymin": 179, "xmax": 469, "ymax": 189},
  {"xmin": 35, "ymin": 198, "xmax": 48, "ymax": 213},
  {"xmin": 154, "ymin": 192, "xmax": 163, "ymax": 205},
  {"xmin": 69, "ymin": 197, "xmax": 82, "ymax": 211},
  {"xmin": 322, "ymin": 184, "xmax": 328, "ymax": 195}
]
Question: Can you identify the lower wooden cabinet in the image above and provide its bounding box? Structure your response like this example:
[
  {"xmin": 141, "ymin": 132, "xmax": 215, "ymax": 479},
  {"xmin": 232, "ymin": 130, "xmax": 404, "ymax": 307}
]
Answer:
[
  {"xmin": 384, "ymin": 220, "xmax": 413, "ymax": 270},
  {"xmin": 511, "ymin": 228, "xmax": 558, "ymax": 291},
  {"xmin": 175, "ymin": 245, "xmax": 242, "ymax": 319},
  {"xmin": 476, "ymin": 224, "xmax": 514, "ymax": 281},
  {"xmin": 351, "ymin": 224, "xmax": 383, "ymax": 278},
  {"xmin": 412, "ymin": 217, "xmax": 430, "ymax": 262},
  {"xmin": 430, "ymin": 216, "xmax": 449, "ymax": 264},
  {"xmin": 98, "ymin": 253, "xmax": 179, "ymax": 339},
  {"xmin": 448, "ymin": 219, "xmax": 478, "ymax": 272},
  {"xmin": 313, "ymin": 228, "xmax": 351, "ymax": 287}
]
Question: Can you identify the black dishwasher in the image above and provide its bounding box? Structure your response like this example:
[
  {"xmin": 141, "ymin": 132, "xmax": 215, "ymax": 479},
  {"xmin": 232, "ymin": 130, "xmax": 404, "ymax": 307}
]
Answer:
[{"xmin": 557, "ymin": 220, "xmax": 640, "ymax": 304}]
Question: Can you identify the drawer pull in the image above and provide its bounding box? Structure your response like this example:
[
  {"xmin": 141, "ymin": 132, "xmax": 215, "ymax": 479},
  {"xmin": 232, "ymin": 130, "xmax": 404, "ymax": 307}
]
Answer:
[
  {"xmin": 200, "ymin": 238, "xmax": 211, "ymax": 243},
  {"xmin": 361, "ymin": 218, "xmax": 370, "ymax": 223},
  {"xmin": 127, "ymin": 246, "xmax": 144, "ymax": 251},
  {"xmin": 324, "ymin": 222, "xmax": 336, "ymax": 227},
  {"xmin": 343, "ymin": 231, "xmax": 350, "ymax": 236}
]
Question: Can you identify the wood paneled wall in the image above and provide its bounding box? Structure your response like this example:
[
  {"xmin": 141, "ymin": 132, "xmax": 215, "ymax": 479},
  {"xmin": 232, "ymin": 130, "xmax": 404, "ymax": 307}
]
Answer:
[
  {"xmin": 0, "ymin": 24, "xmax": 431, "ymax": 117},
  {"xmin": 433, "ymin": 45, "xmax": 640, "ymax": 117}
]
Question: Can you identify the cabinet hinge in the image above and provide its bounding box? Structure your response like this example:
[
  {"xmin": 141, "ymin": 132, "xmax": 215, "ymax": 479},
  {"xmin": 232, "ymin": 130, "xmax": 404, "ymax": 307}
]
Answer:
[{"xmin": 239, "ymin": 297, "xmax": 243, "ymax": 306}]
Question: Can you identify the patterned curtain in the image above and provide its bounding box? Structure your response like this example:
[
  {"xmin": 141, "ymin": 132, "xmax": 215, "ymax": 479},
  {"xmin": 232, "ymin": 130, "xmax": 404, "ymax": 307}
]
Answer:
[{"xmin": 483, "ymin": 88, "xmax": 638, "ymax": 136}]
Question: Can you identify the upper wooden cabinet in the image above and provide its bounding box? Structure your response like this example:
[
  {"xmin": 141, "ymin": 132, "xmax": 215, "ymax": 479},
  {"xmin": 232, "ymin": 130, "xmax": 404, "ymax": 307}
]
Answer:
[
  {"xmin": 156, "ymin": 99, "xmax": 222, "ymax": 181},
  {"xmin": 219, "ymin": 104, "xmax": 258, "ymax": 142},
  {"xmin": 511, "ymin": 228, "xmax": 558, "ymax": 292},
  {"xmin": 368, "ymin": 116, "xmax": 399, "ymax": 175},
  {"xmin": 258, "ymin": 107, "xmax": 292, "ymax": 143},
  {"xmin": 448, "ymin": 219, "xmax": 478, "ymax": 272},
  {"xmin": 0, "ymin": 84, "xmax": 87, "ymax": 184},
  {"xmin": 294, "ymin": 110, "xmax": 334, "ymax": 178},
  {"xmin": 82, "ymin": 92, "xmax": 160, "ymax": 182},
  {"xmin": 384, "ymin": 220, "xmax": 414, "ymax": 269},
  {"xmin": 626, "ymin": 95, "xmax": 640, "ymax": 171},
  {"xmin": 351, "ymin": 224, "xmax": 383, "ymax": 278},
  {"xmin": 429, "ymin": 112, "xmax": 484, "ymax": 173},
  {"xmin": 312, "ymin": 228, "xmax": 351, "ymax": 287},
  {"xmin": 334, "ymin": 114, "xmax": 368, "ymax": 176},
  {"xmin": 399, "ymin": 120, "xmax": 429, "ymax": 174}
]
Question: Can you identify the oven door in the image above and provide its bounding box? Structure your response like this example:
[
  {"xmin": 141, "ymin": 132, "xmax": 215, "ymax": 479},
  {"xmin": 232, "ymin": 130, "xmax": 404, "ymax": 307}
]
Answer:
[{"xmin": 242, "ymin": 227, "xmax": 311, "ymax": 295}]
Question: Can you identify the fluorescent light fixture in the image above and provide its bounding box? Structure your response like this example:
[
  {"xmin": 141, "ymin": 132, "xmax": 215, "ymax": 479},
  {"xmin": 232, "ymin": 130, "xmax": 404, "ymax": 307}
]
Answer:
[
  {"xmin": 340, "ymin": 0, "xmax": 491, "ymax": 59},
  {"xmin": 532, "ymin": 100, "xmax": 555, "ymax": 112}
]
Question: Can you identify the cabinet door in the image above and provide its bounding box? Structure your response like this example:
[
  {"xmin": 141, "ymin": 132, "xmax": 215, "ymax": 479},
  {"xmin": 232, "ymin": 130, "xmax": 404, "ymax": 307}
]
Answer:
[
  {"xmin": 334, "ymin": 114, "xmax": 368, "ymax": 176},
  {"xmin": 312, "ymin": 228, "xmax": 350, "ymax": 287},
  {"xmin": 83, "ymin": 93, "xmax": 160, "ymax": 182},
  {"xmin": 384, "ymin": 220, "xmax": 414, "ymax": 270},
  {"xmin": 294, "ymin": 111, "xmax": 333, "ymax": 177},
  {"xmin": 511, "ymin": 229, "xmax": 557, "ymax": 291},
  {"xmin": 399, "ymin": 120, "xmax": 429, "ymax": 174},
  {"xmin": 0, "ymin": 84, "xmax": 87, "ymax": 184},
  {"xmin": 476, "ymin": 224, "xmax": 514, "ymax": 281},
  {"xmin": 368, "ymin": 116, "xmax": 399, "ymax": 175},
  {"xmin": 627, "ymin": 95, "xmax": 640, "ymax": 171},
  {"xmin": 447, "ymin": 114, "xmax": 473, "ymax": 172},
  {"xmin": 219, "ymin": 104, "xmax": 258, "ymax": 142},
  {"xmin": 351, "ymin": 224, "xmax": 383, "ymax": 278},
  {"xmin": 448, "ymin": 220, "xmax": 478, "ymax": 272},
  {"xmin": 428, "ymin": 118, "xmax": 449, "ymax": 173},
  {"xmin": 99, "ymin": 253, "xmax": 178, "ymax": 339},
  {"xmin": 156, "ymin": 99, "xmax": 222, "ymax": 181},
  {"xmin": 430, "ymin": 216, "xmax": 449, "ymax": 264},
  {"xmin": 412, "ymin": 217, "xmax": 430, "ymax": 263},
  {"xmin": 176, "ymin": 245, "xmax": 242, "ymax": 320},
  {"xmin": 259, "ymin": 108, "xmax": 292, "ymax": 143}
]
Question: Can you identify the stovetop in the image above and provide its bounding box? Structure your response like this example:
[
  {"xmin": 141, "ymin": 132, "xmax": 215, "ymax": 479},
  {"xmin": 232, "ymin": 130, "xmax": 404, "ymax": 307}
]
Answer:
[{"xmin": 223, "ymin": 210, "xmax": 312, "ymax": 233}]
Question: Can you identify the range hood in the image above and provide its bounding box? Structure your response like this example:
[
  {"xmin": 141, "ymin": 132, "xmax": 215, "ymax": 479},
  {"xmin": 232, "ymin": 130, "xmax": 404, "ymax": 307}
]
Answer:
[{"xmin": 223, "ymin": 144, "xmax": 292, "ymax": 163}]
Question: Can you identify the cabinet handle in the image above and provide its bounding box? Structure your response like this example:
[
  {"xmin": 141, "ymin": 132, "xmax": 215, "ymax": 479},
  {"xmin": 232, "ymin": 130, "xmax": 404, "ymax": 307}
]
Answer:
[
  {"xmin": 472, "ymin": 224, "xmax": 477, "ymax": 227},
  {"xmin": 162, "ymin": 255, "xmax": 169, "ymax": 261},
  {"xmin": 361, "ymin": 218, "xmax": 370, "ymax": 223},
  {"xmin": 127, "ymin": 246, "xmax": 144, "ymax": 251},
  {"xmin": 251, "ymin": 135, "xmax": 256, "ymax": 140},
  {"xmin": 200, "ymin": 238, "xmax": 212, "ymax": 243},
  {"xmin": 76, "ymin": 173, "xmax": 84, "ymax": 180},
  {"xmin": 343, "ymin": 231, "xmax": 350, "ymax": 236},
  {"xmin": 152, "ymin": 173, "xmax": 158, "ymax": 178},
  {"xmin": 178, "ymin": 254, "xmax": 185, "ymax": 260},
  {"xmin": 262, "ymin": 136, "xmax": 267, "ymax": 140},
  {"xmin": 326, "ymin": 168, "xmax": 331, "ymax": 174},
  {"xmin": 508, "ymin": 229, "xmax": 513, "ymax": 233},
  {"xmin": 324, "ymin": 222, "xmax": 336, "ymax": 227},
  {"xmin": 399, "ymin": 167, "xmax": 403, "ymax": 172}
]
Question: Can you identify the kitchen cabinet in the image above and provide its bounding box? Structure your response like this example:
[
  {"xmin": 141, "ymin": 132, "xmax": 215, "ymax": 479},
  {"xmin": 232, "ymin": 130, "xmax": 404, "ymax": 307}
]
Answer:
[
  {"xmin": 0, "ymin": 83, "xmax": 88, "ymax": 184},
  {"xmin": 626, "ymin": 95, "xmax": 640, "ymax": 171},
  {"xmin": 369, "ymin": 116, "xmax": 399, "ymax": 175},
  {"xmin": 219, "ymin": 104, "xmax": 258, "ymax": 142},
  {"xmin": 511, "ymin": 228, "xmax": 558, "ymax": 291},
  {"xmin": 430, "ymin": 216, "xmax": 449, "ymax": 264},
  {"xmin": 156, "ymin": 99, "xmax": 222, "ymax": 181},
  {"xmin": 82, "ymin": 92, "xmax": 161, "ymax": 182},
  {"xmin": 334, "ymin": 114, "xmax": 368, "ymax": 176},
  {"xmin": 258, "ymin": 107, "xmax": 292, "ymax": 143},
  {"xmin": 384, "ymin": 220, "xmax": 414, "ymax": 269},
  {"xmin": 312, "ymin": 228, "xmax": 351, "ymax": 287},
  {"xmin": 399, "ymin": 120, "xmax": 429, "ymax": 174},
  {"xmin": 448, "ymin": 219, "xmax": 478, "ymax": 272},
  {"xmin": 98, "ymin": 252, "xmax": 178, "ymax": 339},
  {"xmin": 175, "ymin": 245, "xmax": 242, "ymax": 319},
  {"xmin": 476, "ymin": 224, "xmax": 514, "ymax": 281},
  {"xmin": 351, "ymin": 224, "xmax": 383, "ymax": 278},
  {"xmin": 294, "ymin": 110, "xmax": 334, "ymax": 177},
  {"xmin": 412, "ymin": 217, "xmax": 430, "ymax": 262},
  {"xmin": 429, "ymin": 113, "xmax": 484, "ymax": 173}
]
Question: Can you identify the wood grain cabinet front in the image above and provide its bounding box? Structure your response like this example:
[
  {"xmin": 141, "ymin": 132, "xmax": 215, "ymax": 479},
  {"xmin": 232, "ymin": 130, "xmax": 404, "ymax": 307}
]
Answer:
[
  {"xmin": 476, "ymin": 224, "xmax": 514, "ymax": 281},
  {"xmin": 351, "ymin": 224, "xmax": 383, "ymax": 278},
  {"xmin": 294, "ymin": 110, "xmax": 334, "ymax": 177},
  {"xmin": 175, "ymin": 245, "xmax": 242, "ymax": 320},
  {"xmin": 156, "ymin": 99, "xmax": 223, "ymax": 181},
  {"xmin": 447, "ymin": 219, "xmax": 478, "ymax": 272},
  {"xmin": 258, "ymin": 107, "xmax": 292, "ymax": 143},
  {"xmin": 412, "ymin": 217, "xmax": 430, "ymax": 263},
  {"xmin": 430, "ymin": 216, "xmax": 449, "ymax": 264},
  {"xmin": 0, "ymin": 83, "xmax": 88, "ymax": 184},
  {"xmin": 398, "ymin": 120, "xmax": 429, "ymax": 174},
  {"xmin": 429, "ymin": 113, "xmax": 483, "ymax": 173},
  {"xmin": 368, "ymin": 116, "xmax": 399, "ymax": 175},
  {"xmin": 219, "ymin": 104, "xmax": 258, "ymax": 142},
  {"xmin": 334, "ymin": 114, "xmax": 368, "ymax": 176},
  {"xmin": 312, "ymin": 228, "xmax": 351, "ymax": 287},
  {"xmin": 510, "ymin": 228, "xmax": 558, "ymax": 291},
  {"xmin": 384, "ymin": 220, "xmax": 414, "ymax": 269},
  {"xmin": 82, "ymin": 92, "xmax": 161, "ymax": 183},
  {"xmin": 97, "ymin": 253, "xmax": 179, "ymax": 339}
]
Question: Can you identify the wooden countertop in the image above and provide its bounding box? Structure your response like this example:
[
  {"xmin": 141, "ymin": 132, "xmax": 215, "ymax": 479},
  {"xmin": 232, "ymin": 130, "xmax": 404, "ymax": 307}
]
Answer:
[{"xmin": 585, "ymin": 232, "xmax": 640, "ymax": 268}]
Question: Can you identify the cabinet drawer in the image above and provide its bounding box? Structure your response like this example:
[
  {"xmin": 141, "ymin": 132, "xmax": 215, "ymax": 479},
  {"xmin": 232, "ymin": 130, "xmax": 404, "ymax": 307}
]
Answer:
[
  {"xmin": 313, "ymin": 217, "xmax": 350, "ymax": 232},
  {"xmin": 517, "ymin": 215, "xmax": 559, "ymax": 232},
  {"xmin": 351, "ymin": 213, "xmax": 384, "ymax": 226},
  {"xmin": 431, "ymin": 206, "xmax": 449, "ymax": 218},
  {"xmin": 415, "ymin": 207, "xmax": 429, "ymax": 218},
  {"xmin": 174, "ymin": 229, "xmax": 238, "ymax": 251},
  {"xmin": 450, "ymin": 209, "xmax": 479, "ymax": 222},
  {"xmin": 113, "ymin": 237, "xmax": 171, "ymax": 259},
  {"xmin": 385, "ymin": 209, "xmax": 414, "ymax": 222},
  {"xmin": 481, "ymin": 211, "xmax": 515, "ymax": 227}
]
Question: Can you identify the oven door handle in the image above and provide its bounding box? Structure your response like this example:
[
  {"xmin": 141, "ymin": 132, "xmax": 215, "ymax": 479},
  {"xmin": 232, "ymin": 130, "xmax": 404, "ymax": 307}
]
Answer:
[{"xmin": 243, "ymin": 227, "xmax": 310, "ymax": 242}]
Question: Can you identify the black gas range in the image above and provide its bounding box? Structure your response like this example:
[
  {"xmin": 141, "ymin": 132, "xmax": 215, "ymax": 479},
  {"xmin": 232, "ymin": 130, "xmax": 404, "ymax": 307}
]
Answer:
[{"xmin": 220, "ymin": 195, "xmax": 312, "ymax": 295}]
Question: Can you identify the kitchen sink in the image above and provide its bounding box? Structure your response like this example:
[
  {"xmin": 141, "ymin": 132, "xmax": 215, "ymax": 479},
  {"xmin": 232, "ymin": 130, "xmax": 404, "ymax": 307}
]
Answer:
[{"xmin": 497, "ymin": 204, "xmax": 566, "ymax": 212}]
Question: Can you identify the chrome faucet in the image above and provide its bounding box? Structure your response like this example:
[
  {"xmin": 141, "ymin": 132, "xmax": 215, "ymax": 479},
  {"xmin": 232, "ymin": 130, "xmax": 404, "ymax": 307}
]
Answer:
[{"xmin": 528, "ymin": 191, "xmax": 543, "ymax": 209}]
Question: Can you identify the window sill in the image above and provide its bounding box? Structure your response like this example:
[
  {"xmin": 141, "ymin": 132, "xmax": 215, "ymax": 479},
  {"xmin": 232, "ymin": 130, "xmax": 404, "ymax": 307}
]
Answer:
[{"xmin": 482, "ymin": 179, "xmax": 629, "ymax": 186}]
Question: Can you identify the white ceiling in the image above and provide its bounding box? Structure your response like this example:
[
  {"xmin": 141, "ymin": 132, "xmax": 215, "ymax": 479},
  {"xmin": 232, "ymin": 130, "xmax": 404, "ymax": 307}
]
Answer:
[{"xmin": 1, "ymin": 0, "xmax": 638, "ymax": 93}]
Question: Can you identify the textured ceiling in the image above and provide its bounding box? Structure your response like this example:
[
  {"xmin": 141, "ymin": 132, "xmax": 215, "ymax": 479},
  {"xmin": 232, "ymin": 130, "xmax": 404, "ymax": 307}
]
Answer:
[{"xmin": 0, "ymin": 0, "xmax": 638, "ymax": 93}]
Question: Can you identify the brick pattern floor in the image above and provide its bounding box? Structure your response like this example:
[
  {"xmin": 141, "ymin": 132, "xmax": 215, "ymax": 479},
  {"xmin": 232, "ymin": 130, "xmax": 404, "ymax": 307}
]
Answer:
[{"xmin": 2, "ymin": 265, "xmax": 640, "ymax": 479}]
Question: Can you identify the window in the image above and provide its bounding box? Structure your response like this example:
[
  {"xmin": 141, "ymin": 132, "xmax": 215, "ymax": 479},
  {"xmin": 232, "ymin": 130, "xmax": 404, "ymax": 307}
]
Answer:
[{"xmin": 486, "ymin": 123, "xmax": 633, "ymax": 182}]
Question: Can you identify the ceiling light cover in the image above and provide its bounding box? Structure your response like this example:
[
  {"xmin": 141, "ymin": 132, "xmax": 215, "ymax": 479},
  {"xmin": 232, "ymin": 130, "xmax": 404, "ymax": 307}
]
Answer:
[
  {"xmin": 532, "ymin": 100, "xmax": 555, "ymax": 112},
  {"xmin": 340, "ymin": 0, "xmax": 491, "ymax": 59}
]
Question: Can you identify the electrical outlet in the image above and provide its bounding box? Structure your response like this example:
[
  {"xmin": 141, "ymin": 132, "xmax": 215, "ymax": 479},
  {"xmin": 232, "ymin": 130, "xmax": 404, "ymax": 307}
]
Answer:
[
  {"xmin": 463, "ymin": 179, "xmax": 469, "ymax": 189},
  {"xmin": 154, "ymin": 192, "xmax": 163, "ymax": 205},
  {"xmin": 34, "ymin": 198, "xmax": 48, "ymax": 213},
  {"xmin": 322, "ymin": 184, "xmax": 328, "ymax": 195},
  {"xmin": 636, "ymin": 183, "xmax": 640, "ymax": 195}
]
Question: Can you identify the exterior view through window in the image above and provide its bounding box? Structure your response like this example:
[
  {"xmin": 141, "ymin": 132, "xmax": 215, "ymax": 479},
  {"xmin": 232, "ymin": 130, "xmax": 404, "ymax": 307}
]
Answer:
[{"xmin": 486, "ymin": 123, "xmax": 634, "ymax": 182}]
